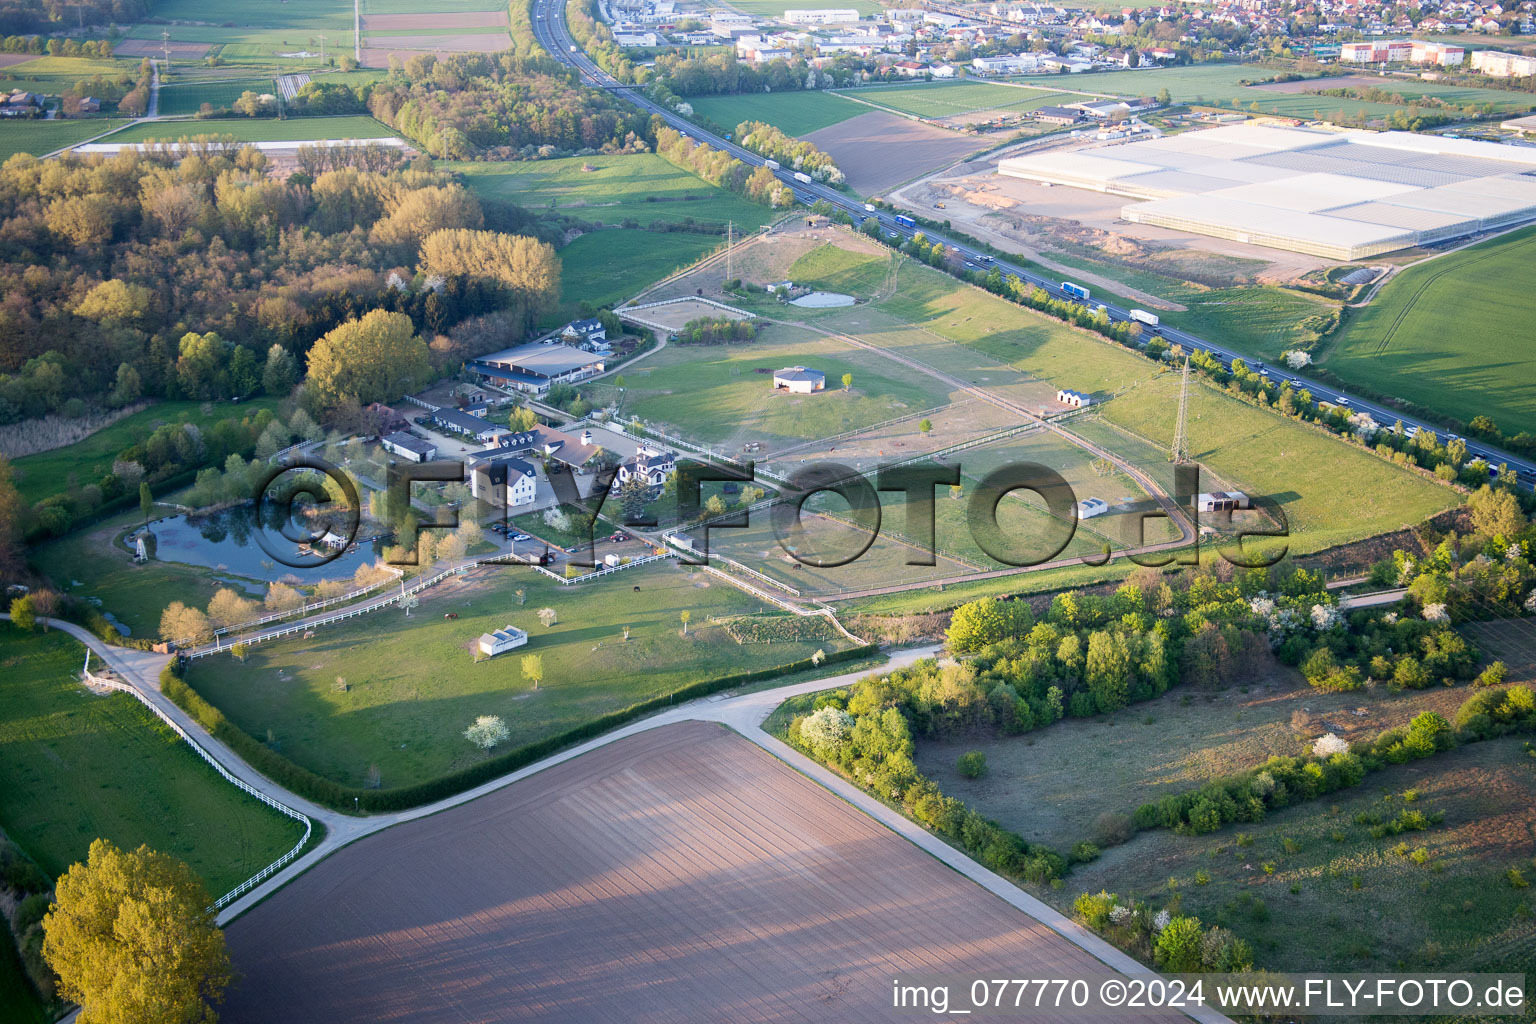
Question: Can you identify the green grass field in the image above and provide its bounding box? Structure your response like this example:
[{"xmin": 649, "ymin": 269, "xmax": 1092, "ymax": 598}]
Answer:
[
  {"xmin": 786, "ymin": 242, "xmax": 892, "ymax": 295},
  {"xmin": 1324, "ymin": 225, "xmax": 1536, "ymax": 435},
  {"xmin": 136, "ymin": 0, "xmax": 354, "ymax": 31},
  {"xmin": 554, "ymin": 228, "xmax": 721, "ymax": 319},
  {"xmin": 0, "ymin": 55, "xmax": 132, "ymax": 94},
  {"xmin": 689, "ymin": 89, "xmax": 867, "ymax": 136},
  {"xmin": 618, "ymin": 322, "xmax": 955, "ymax": 448},
  {"xmin": 1017, "ymin": 63, "xmax": 1535, "ymax": 120},
  {"xmin": 364, "ymin": 25, "xmax": 510, "ymax": 36},
  {"xmin": 1089, "ymin": 371, "xmax": 1457, "ymax": 554},
  {"xmin": 835, "ymin": 81, "xmax": 1075, "ymax": 118},
  {"xmin": 181, "ymin": 563, "xmax": 851, "ymax": 788},
  {"xmin": 10, "ymin": 398, "xmax": 280, "ymax": 506},
  {"xmin": 154, "ymin": 76, "xmax": 276, "ymax": 116},
  {"xmin": 0, "ymin": 630, "xmax": 304, "ymax": 895},
  {"xmin": 0, "ymin": 118, "xmax": 130, "ymax": 161},
  {"xmin": 99, "ymin": 114, "xmax": 396, "ymax": 144},
  {"xmin": 451, "ymin": 153, "xmax": 775, "ymax": 231}
]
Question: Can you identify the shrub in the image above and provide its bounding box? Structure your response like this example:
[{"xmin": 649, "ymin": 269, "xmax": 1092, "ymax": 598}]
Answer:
[
  {"xmin": 1068, "ymin": 841, "xmax": 1100, "ymax": 864},
  {"xmin": 1154, "ymin": 916, "xmax": 1205, "ymax": 972},
  {"xmin": 800, "ymin": 706, "xmax": 854, "ymax": 752},
  {"xmin": 1073, "ymin": 890, "xmax": 1118, "ymax": 930},
  {"xmin": 956, "ymin": 751, "xmax": 988, "ymax": 779},
  {"xmin": 1092, "ymin": 811, "xmax": 1134, "ymax": 847}
]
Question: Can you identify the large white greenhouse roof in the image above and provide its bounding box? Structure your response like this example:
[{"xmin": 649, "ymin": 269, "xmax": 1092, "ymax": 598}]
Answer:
[{"xmin": 997, "ymin": 124, "xmax": 1536, "ymax": 259}]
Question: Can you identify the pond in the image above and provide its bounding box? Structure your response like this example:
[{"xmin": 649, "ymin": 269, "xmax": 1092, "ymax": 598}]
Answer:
[
  {"xmin": 136, "ymin": 506, "xmax": 390, "ymax": 585},
  {"xmin": 790, "ymin": 291, "xmax": 856, "ymax": 308}
]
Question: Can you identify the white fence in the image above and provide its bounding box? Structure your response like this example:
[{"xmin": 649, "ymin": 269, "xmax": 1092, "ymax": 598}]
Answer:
[
  {"xmin": 80, "ymin": 666, "xmax": 312, "ymax": 910},
  {"xmin": 186, "ymin": 552, "xmax": 672, "ymax": 658},
  {"xmin": 179, "ymin": 564, "xmax": 404, "ymax": 649}
]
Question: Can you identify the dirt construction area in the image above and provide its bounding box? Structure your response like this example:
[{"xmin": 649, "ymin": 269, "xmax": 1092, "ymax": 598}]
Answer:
[
  {"xmin": 889, "ymin": 139, "xmax": 1336, "ymax": 291},
  {"xmin": 804, "ymin": 111, "xmax": 989, "ymax": 196},
  {"xmin": 221, "ymin": 721, "xmax": 1174, "ymax": 1023}
]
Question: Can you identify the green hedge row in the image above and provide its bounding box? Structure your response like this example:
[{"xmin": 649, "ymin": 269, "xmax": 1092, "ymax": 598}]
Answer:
[{"xmin": 162, "ymin": 644, "xmax": 879, "ymax": 813}]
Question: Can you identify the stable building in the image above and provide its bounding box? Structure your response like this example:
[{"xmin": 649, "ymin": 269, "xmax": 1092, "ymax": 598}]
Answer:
[
  {"xmin": 1034, "ymin": 105, "xmax": 1084, "ymax": 126},
  {"xmin": 1057, "ymin": 388, "xmax": 1092, "ymax": 408},
  {"xmin": 478, "ymin": 625, "xmax": 529, "ymax": 658},
  {"xmin": 773, "ymin": 366, "xmax": 826, "ymax": 393},
  {"xmin": 427, "ymin": 407, "xmax": 508, "ymax": 442},
  {"xmin": 381, "ymin": 432, "xmax": 438, "ymax": 463},
  {"xmin": 1197, "ymin": 491, "xmax": 1250, "ymax": 513},
  {"xmin": 469, "ymin": 342, "xmax": 606, "ymax": 395},
  {"xmin": 1076, "ymin": 497, "xmax": 1109, "ymax": 519}
]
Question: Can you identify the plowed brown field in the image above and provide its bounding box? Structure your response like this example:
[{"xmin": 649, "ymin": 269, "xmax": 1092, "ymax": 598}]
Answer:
[{"xmin": 223, "ymin": 721, "xmax": 1175, "ymax": 1023}]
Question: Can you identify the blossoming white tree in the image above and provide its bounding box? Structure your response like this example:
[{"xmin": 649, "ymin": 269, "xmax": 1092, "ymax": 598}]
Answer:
[
  {"xmin": 1282, "ymin": 349, "xmax": 1313, "ymax": 369},
  {"xmin": 1310, "ymin": 603, "xmax": 1341, "ymax": 631},
  {"xmin": 1313, "ymin": 733, "xmax": 1349, "ymax": 757},
  {"xmin": 800, "ymin": 707, "xmax": 853, "ymax": 751},
  {"xmin": 1423, "ymin": 603, "xmax": 1450, "ymax": 623},
  {"xmin": 464, "ymin": 715, "xmax": 510, "ymax": 750}
]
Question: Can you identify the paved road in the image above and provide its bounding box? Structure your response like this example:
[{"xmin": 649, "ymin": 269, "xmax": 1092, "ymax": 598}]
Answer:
[{"xmin": 527, "ymin": 2, "xmax": 1534, "ymax": 491}]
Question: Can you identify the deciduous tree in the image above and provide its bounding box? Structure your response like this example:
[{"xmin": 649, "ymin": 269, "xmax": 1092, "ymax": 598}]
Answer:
[
  {"xmin": 42, "ymin": 839, "xmax": 232, "ymax": 1024},
  {"xmin": 306, "ymin": 310, "xmax": 432, "ymax": 409}
]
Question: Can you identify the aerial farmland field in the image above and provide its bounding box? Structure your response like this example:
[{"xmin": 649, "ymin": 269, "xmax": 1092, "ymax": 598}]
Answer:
[
  {"xmin": 451, "ymin": 153, "xmax": 775, "ymax": 230},
  {"xmin": 836, "ymin": 80, "xmax": 1082, "ymax": 119},
  {"xmin": 688, "ymin": 90, "xmax": 868, "ymax": 136},
  {"xmin": 97, "ymin": 115, "xmax": 397, "ymax": 144},
  {"xmin": 1323, "ymin": 225, "xmax": 1536, "ymax": 436},
  {"xmin": 218, "ymin": 721, "xmax": 1165, "ymax": 1023}
]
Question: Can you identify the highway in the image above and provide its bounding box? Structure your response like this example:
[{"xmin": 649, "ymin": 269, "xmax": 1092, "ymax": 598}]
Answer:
[{"xmin": 530, "ymin": 1, "xmax": 1535, "ymax": 489}]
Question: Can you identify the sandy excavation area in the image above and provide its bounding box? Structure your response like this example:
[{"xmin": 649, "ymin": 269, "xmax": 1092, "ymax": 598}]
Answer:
[
  {"xmin": 221, "ymin": 721, "xmax": 1175, "ymax": 1023},
  {"xmin": 889, "ymin": 141, "xmax": 1336, "ymax": 292}
]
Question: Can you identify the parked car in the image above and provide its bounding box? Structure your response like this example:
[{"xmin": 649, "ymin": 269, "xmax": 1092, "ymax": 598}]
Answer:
[{"xmin": 511, "ymin": 533, "xmax": 531, "ymax": 542}]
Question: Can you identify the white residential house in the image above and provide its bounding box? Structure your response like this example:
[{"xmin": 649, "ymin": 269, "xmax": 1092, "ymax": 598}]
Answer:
[
  {"xmin": 614, "ymin": 442, "xmax": 676, "ymax": 488},
  {"xmin": 478, "ymin": 625, "xmax": 529, "ymax": 658},
  {"xmin": 931, "ymin": 63, "xmax": 958, "ymax": 77}
]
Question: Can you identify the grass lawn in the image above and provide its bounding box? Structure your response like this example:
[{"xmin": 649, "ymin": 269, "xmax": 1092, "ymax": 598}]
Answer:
[
  {"xmin": 785, "ymin": 242, "xmax": 893, "ymax": 297},
  {"xmin": 1088, "ymin": 371, "xmax": 1457, "ymax": 554},
  {"xmin": 100, "ymin": 114, "xmax": 396, "ymax": 144},
  {"xmin": 1062, "ymin": 737, "xmax": 1536, "ymax": 973},
  {"xmin": 365, "ymin": 25, "xmax": 510, "ymax": 36},
  {"xmin": 836, "ymin": 81, "xmax": 1069, "ymax": 118},
  {"xmin": 554, "ymin": 228, "xmax": 721, "ymax": 318},
  {"xmin": 135, "ymin": 0, "xmax": 353, "ymax": 30},
  {"xmin": 1323, "ymin": 225, "xmax": 1536, "ymax": 436},
  {"xmin": 181, "ymin": 562, "xmax": 852, "ymax": 788},
  {"xmin": 0, "ymin": 118, "xmax": 130, "ymax": 161},
  {"xmin": 450, "ymin": 153, "xmax": 774, "ymax": 230},
  {"xmin": 0, "ymin": 630, "xmax": 304, "ymax": 896},
  {"xmin": 0, "ymin": 55, "xmax": 133, "ymax": 94},
  {"xmin": 619, "ymin": 322, "xmax": 956, "ymax": 448},
  {"xmin": 9, "ymin": 397, "xmax": 280, "ymax": 506},
  {"xmin": 689, "ymin": 89, "xmax": 867, "ymax": 137},
  {"xmin": 873, "ymin": 260, "xmax": 1155, "ymax": 397},
  {"xmin": 154, "ymin": 76, "xmax": 276, "ymax": 116}
]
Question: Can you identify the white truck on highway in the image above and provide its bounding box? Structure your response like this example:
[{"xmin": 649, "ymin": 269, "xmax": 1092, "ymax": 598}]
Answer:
[
  {"xmin": 763, "ymin": 158, "xmax": 780, "ymax": 170},
  {"xmin": 793, "ymin": 171, "xmax": 812, "ymax": 184},
  {"xmin": 864, "ymin": 203, "xmax": 875, "ymax": 212},
  {"xmin": 1129, "ymin": 309, "xmax": 1160, "ymax": 328}
]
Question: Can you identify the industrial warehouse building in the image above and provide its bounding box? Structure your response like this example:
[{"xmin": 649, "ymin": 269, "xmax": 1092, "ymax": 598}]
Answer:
[{"xmin": 996, "ymin": 124, "xmax": 1536, "ymax": 260}]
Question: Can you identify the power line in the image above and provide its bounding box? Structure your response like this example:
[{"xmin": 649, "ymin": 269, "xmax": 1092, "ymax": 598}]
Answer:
[{"xmin": 1170, "ymin": 354, "xmax": 1190, "ymax": 464}]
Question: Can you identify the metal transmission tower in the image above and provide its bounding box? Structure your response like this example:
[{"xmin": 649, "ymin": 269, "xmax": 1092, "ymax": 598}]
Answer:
[
  {"xmin": 1170, "ymin": 355, "xmax": 1191, "ymax": 464},
  {"xmin": 726, "ymin": 221, "xmax": 733, "ymax": 282}
]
